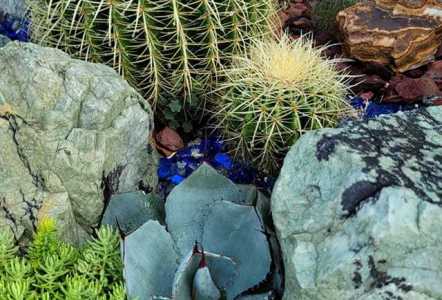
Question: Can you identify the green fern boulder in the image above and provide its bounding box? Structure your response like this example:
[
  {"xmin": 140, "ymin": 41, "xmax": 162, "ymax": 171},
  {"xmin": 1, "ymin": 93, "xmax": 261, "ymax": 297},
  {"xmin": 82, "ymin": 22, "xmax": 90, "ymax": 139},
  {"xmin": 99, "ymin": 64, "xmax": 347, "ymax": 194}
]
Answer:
[{"xmin": 29, "ymin": 0, "xmax": 275, "ymax": 113}]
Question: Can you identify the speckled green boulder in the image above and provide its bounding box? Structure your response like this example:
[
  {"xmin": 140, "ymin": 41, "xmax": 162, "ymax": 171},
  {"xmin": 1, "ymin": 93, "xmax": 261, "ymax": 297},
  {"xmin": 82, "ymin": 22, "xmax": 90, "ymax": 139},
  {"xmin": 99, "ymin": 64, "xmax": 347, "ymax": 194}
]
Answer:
[
  {"xmin": 0, "ymin": 42, "xmax": 157, "ymax": 246},
  {"xmin": 272, "ymin": 107, "xmax": 442, "ymax": 300}
]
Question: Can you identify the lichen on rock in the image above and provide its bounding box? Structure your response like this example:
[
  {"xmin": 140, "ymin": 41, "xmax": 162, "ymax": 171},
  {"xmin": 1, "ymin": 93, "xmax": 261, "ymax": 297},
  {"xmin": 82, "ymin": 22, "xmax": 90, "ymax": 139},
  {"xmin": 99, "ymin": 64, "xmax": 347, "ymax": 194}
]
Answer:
[{"xmin": 272, "ymin": 106, "xmax": 442, "ymax": 299}]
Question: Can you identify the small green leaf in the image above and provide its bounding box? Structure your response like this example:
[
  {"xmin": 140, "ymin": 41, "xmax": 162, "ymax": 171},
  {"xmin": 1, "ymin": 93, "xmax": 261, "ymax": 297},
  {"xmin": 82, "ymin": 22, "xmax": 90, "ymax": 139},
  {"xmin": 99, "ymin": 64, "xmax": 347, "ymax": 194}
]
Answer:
[
  {"xmin": 169, "ymin": 119, "xmax": 179, "ymax": 129},
  {"xmin": 164, "ymin": 110, "xmax": 176, "ymax": 121},
  {"xmin": 182, "ymin": 122, "xmax": 193, "ymax": 133},
  {"xmin": 168, "ymin": 100, "xmax": 182, "ymax": 113}
]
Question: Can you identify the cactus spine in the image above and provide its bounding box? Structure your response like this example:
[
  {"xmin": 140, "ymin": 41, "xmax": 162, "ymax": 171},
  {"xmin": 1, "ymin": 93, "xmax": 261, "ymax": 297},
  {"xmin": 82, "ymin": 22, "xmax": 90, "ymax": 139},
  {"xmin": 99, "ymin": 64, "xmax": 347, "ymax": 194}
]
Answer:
[
  {"xmin": 29, "ymin": 0, "xmax": 275, "ymax": 111},
  {"xmin": 212, "ymin": 35, "xmax": 353, "ymax": 173}
]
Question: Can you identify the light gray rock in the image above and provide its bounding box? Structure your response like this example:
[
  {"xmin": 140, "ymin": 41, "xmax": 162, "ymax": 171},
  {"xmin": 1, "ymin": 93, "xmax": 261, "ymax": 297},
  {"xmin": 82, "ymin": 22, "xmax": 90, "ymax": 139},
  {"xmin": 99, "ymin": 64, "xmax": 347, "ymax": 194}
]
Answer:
[
  {"xmin": 272, "ymin": 107, "xmax": 442, "ymax": 300},
  {"xmin": 0, "ymin": 35, "xmax": 10, "ymax": 47},
  {"xmin": 0, "ymin": 0, "xmax": 27, "ymax": 18},
  {"xmin": 0, "ymin": 42, "xmax": 157, "ymax": 245}
]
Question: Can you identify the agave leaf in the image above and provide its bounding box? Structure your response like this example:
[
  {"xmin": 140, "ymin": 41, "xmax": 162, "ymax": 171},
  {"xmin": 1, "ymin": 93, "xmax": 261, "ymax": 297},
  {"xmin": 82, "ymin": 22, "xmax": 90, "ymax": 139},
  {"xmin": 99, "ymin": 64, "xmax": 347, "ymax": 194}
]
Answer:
[
  {"xmin": 171, "ymin": 249, "xmax": 199, "ymax": 300},
  {"xmin": 123, "ymin": 220, "xmax": 178, "ymax": 300},
  {"xmin": 166, "ymin": 164, "xmax": 271, "ymax": 299},
  {"xmin": 235, "ymin": 184, "xmax": 258, "ymax": 206},
  {"xmin": 172, "ymin": 247, "xmax": 235, "ymax": 300},
  {"xmin": 101, "ymin": 192, "xmax": 164, "ymax": 235},
  {"xmin": 202, "ymin": 201, "xmax": 271, "ymax": 299},
  {"xmin": 192, "ymin": 267, "xmax": 221, "ymax": 300},
  {"xmin": 165, "ymin": 163, "xmax": 252, "ymax": 256},
  {"xmin": 255, "ymin": 191, "xmax": 271, "ymax": 226},
  {"xmin": 237, "ymin": 294, "xmax": 270, "ymax": 300}
]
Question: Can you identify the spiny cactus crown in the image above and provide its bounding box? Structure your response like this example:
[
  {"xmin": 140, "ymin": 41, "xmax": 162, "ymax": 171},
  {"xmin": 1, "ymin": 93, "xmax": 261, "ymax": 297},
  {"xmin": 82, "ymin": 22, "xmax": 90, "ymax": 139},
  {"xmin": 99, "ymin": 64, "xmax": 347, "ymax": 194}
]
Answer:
[{"xmin": 212, "ymin": 35, "xmax": 353, "ymax": 173}]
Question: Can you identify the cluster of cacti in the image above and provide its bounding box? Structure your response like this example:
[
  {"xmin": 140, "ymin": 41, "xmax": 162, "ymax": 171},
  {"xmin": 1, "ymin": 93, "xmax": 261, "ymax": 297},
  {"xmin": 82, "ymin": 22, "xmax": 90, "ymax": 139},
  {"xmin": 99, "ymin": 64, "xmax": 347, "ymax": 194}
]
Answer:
[
  {"xmin": 312, "ymin": 0, "xmax": 358, "ymax": 32},
  {"xmin": 0, "ymin": 219, "xmax": 125, "ymax": 299},
  {"xmin": 28, "ymin": 0, "xmax": 275, "ymax": 115},
  {"xmin": 212, "ymin": 35, "xmax": 352, "ymax": 173}
]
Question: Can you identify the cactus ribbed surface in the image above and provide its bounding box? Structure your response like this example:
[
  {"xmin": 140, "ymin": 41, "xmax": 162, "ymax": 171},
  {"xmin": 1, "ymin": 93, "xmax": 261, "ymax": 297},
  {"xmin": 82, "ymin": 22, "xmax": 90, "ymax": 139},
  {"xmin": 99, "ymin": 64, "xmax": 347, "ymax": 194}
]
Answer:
[
  {"xmin": 213, "ymin": 35, "xmax": 352, "ymax": 173},
  {"xmin": 29, "ymin": 0, "xmax": 274, "ymax": 111}
]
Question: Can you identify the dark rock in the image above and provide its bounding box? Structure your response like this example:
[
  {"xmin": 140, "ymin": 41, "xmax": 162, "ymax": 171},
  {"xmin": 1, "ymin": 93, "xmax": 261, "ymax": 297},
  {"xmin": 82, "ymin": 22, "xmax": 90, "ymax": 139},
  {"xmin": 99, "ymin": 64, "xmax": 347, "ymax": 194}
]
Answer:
[
  {"xmin": 425, "ymin": 60, "xmax": 442, "ymax": 88},
  {"xmin": 357, "ymin": 74, "xmax": 387, "ymax": 93},
  {"xmin": 403, "ymin": 65, "xmax": 428, "ymax": 78},
  {"xmin": 394, "ymin": 76, "xmax": 441, "ymax": 103},
  {"xmin": 436, "ymin": 45, "xmax": 442, "ymax": 59},
  {"xmin": 362, "ymin": 62, "xmax": 393, "ymax": 81}
]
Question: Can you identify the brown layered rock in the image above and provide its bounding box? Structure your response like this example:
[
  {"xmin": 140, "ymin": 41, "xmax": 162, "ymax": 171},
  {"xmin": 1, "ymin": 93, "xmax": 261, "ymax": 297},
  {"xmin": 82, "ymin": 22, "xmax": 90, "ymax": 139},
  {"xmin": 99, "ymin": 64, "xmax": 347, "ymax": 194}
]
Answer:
[
  {"xmin": 376, "ymin": 0, "xmax": 442, "ymax": 18},
  {"xmin": 337, "ymin": 1, "xmax": 442, "ymax": 72}
]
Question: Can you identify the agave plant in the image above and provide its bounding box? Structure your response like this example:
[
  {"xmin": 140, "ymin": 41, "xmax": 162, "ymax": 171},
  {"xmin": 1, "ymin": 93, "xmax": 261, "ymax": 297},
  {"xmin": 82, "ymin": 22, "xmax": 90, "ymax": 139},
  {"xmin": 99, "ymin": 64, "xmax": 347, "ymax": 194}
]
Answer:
[
  {"xmin": 103, "ymin": 164, "xmax": 275, "ymax": 299},
  {"xmin": 212, "ymin": 34, "xmax": 353, "ymax": 173},
  {"xmin": 28, "ymin": 0, "xmax": 275, "ymax": 116}
]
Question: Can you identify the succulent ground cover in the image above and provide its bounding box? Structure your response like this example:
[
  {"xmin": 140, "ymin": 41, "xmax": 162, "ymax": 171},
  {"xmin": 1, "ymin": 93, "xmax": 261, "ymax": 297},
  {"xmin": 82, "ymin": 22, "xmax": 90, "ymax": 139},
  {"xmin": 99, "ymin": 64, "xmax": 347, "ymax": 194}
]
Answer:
[{"xmin": 0, "ymin": 219, "xmax": 125, "ymax": 299}]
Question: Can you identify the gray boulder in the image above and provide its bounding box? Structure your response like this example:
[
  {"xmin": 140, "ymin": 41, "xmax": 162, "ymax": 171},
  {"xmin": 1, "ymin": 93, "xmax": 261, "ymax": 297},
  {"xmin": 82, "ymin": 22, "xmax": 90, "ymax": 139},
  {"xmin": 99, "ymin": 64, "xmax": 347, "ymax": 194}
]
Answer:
[
  {"xmin": 0, "ymin": 42, "xmax": 157, "ymax": 245},
  {"xmin": 272, "ymin": 107, "xmax": 442, "ymax": 300},
  {"xmin": 0, "ymin": 35, "xmax": 10, "ymax": 47},
  {"xmin": 0, "ymin": 0, "xmax": 27, "ymax": 18}
]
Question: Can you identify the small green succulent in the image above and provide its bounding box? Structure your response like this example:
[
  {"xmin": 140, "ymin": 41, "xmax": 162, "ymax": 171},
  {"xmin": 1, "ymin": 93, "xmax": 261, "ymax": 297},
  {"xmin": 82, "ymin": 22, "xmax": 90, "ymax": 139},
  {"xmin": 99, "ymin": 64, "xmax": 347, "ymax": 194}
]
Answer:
[{"xmin": 0, "ymin": 218, "xmax": 125, "ymax": 299}]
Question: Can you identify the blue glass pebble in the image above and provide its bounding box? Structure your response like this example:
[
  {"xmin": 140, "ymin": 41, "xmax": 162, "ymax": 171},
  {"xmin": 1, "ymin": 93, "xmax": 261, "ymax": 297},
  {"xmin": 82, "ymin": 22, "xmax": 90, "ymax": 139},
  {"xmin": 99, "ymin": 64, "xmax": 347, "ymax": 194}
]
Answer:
[
  {"xmin": 170, "ymin": 175, "xmax": 185, "ymax": 185},
  {"xmin": 214, "ymin": 153, "xmax": 233, "ymax": 170},
  {"xmin": 156, "ymin": 136, "xmax": 273, "ymax": 191},
  {"xmin": 350, "ymin": 96, "xmax": 418, "ymax": 120},
  {"xmin": 0, "ymin": 13, "xmax": 30, "ymax": 42}
]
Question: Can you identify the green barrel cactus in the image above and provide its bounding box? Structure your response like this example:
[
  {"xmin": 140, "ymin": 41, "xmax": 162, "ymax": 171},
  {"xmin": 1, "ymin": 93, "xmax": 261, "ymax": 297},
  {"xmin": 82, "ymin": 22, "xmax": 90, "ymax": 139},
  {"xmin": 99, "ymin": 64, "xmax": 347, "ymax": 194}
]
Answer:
[
  {"xmin": 212, "ymin": 35, "xmax": 353, "ymax": 173},
  {"xmin": 28, "ymin": 0, "xmax": 275, "ymax": 113}
]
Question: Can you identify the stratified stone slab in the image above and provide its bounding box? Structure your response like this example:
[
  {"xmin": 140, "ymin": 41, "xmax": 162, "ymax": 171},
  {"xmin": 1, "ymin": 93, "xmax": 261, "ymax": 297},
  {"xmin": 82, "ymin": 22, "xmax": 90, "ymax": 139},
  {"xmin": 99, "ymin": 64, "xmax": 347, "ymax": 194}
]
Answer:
[{"xmin": 337, "ymin": 1, "xmax": 442, "ymax": 72}]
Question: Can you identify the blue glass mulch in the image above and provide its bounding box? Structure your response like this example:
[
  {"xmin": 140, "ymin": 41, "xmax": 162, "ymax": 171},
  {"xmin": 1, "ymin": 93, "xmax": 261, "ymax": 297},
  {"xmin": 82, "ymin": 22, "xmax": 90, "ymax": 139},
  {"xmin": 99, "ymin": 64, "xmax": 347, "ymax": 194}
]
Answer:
[
  {"xmin": 0, "ymin": 12, "xmax": 30, "ymax": 42},
  {"xmin": 157, "ymin": 137, "xmax": 275, "ymax": 194},
  {"xmin": 350, "ymin": 96, "xmax": 419, "ymax": 119}
]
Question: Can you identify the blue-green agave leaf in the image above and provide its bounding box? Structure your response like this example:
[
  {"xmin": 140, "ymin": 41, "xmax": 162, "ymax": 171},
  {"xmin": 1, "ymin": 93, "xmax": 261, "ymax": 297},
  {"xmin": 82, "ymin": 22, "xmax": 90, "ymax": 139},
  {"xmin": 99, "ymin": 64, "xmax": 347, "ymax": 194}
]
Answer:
[
  {"xmin": 172, "ymin": 247, "xmax": 236, "ymax": 299},
  {"xmin": 102, "ymin": 192, "xmax": 164, "ymax": 235},
  {"xmin": 165, "ymin": 163, "xmax": 256, "ymax": 256},
  {"xmin": 203, "ymin": 201, "xmax": 271, "ymax": 299},
  {"xmin": 193, "ymin": 266, "xmax": 221, "ymax": 300},
  {"xmin": 165, "ymin": 164, "xmax": 271, "ymax": 299},
  {"xmin": 123, "ymin": 220, "xmax": 178, "ymax": 300}
]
